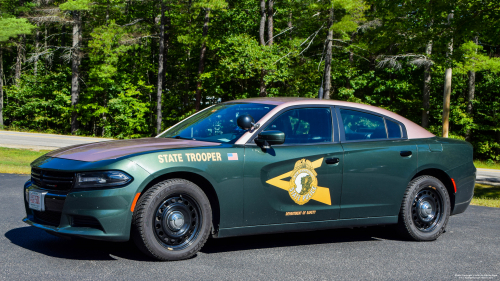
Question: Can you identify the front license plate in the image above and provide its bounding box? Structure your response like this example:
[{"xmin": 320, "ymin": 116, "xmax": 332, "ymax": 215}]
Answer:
[{"xmin": 29, "ymin": 191, "xmax": 45, "ymax": 211}]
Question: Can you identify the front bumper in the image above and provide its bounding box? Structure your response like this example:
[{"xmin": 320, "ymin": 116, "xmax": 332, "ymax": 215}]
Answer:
[{"xmin": 23, "ymin": 179, "xmax": 141, "ymax": 242}]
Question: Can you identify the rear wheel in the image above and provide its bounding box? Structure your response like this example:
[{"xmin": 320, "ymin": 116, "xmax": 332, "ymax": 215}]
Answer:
[
  {"xmin": 132, "ymin": 179, "xmax": 212, "ymax": 261},
  {"xmin": 397, "ymin": 175, "xmax": 451, "ymax": 241}
]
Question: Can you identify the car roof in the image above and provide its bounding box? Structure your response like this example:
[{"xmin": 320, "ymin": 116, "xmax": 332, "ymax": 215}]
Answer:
[
  {"xmin": 226, "ymin": 97, "xmax": 315, "ymax": 105},
  {"xmin": 227, "ymin": 98, "xmax": 434, "ymax": 142}
]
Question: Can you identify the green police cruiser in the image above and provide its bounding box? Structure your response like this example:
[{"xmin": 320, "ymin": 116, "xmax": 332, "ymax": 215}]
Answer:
[{"xmin": 23, "ymin": 98, "xmax": 476, "ymax": 261}]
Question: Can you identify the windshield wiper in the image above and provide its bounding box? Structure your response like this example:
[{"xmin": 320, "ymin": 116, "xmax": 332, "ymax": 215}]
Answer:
[{"xmin": 169, "ymin": 135, "xmax": 195, "ymax": 140}]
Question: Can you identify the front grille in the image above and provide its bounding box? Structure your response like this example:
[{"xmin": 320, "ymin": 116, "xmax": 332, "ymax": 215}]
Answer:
[
  {"xmin": 71, "ymin": 215, "xmax": 104, "ymax": 231},
  {"xmin": 33, "ymin": 210, "xmax": 62, "ymax": 226},
  {"xmin": 31, "ymin": 168, "xmax": 75, "ymax": 191}
]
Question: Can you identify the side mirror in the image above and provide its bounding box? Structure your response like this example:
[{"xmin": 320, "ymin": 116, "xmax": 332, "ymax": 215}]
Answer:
[
  {"xmin": 255, "ymin": 130, "xmax": 285, "ymax": 149},
  {"xmin": 237, "ymin": 114, "xmax": 255, "ymax": 130}
]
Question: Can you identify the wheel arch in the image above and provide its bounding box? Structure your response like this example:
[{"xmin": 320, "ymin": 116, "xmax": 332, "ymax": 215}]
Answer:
[
  {"xmin": 137, "ymin": 171, "xmax": 221, "ymax": 236},
  {"xmin": 412, "ymin": 168, "xmax": 456, "ymax": 212}
]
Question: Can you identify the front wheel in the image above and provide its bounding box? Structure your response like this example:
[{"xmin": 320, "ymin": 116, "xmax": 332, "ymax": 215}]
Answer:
[
  {"xmin": 132, "ymin": 179, "xmax": 212, "ymax": 261},
  {"xmin": 397, "ymin": 175, "xmax": 451, "ymax": 241}
]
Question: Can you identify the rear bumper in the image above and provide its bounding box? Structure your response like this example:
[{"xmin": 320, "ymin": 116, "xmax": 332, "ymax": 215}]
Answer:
[
  {"xmin": 451, "ymin": 199, "xmax": 472, "ymax": 216},
  {"xmin": 447, "ymin": 163, "xmax": 476, "ymax": 216}
]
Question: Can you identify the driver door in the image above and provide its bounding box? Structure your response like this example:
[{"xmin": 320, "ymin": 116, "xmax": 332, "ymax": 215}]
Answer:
[{"xmin": 243, "ymin": 106, "xmax": 344, "ymax": 226}]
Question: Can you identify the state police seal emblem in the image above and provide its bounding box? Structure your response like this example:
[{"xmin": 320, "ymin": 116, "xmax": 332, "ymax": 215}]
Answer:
[{"xmin": 289, "ymin": 159, "xmax": 318, "ymax": 205}]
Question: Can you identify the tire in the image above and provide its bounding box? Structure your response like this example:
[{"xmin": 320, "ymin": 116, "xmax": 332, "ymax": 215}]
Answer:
[
  {"xmin": 131, "ymin": 179, "xmax": 212, "ymax": 261},
  {"xmin": 397, "ymin": 175, "xmax": 451, "ymax": 241}
]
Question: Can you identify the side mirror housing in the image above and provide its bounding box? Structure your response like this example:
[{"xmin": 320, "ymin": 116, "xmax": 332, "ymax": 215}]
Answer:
[
  {"xmin": 255, "ymin": 130, "xmax": 285, "ymax": 149},
  {"xmin": 237, "ymin": 114, "xmax": 255, "ymax": 130}
]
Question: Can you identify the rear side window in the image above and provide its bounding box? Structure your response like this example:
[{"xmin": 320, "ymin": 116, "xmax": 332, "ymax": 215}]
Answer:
[
  {"xmin": 386, "ymin": 120, "xmax": 402, "ymax": 139},
  {"xmin": 265, "ymin": 108, "xmax": 332, "ymax": 144},
  {"xmin": 340, "ymin": 109, "xmax": 387, "ymax": 141}
]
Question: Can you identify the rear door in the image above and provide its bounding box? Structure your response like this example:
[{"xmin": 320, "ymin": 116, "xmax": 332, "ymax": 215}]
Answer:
[
  {"xmin": 243, "ymin": 106, "xmax": 344, "ymax": 226},
  {"xmin": 337, "ymin": 107, "xmax": 418, "ymax": 219}
]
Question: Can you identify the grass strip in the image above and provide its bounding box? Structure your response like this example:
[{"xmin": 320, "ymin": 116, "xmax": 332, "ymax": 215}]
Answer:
[
  {"xmin": 470, "ymin": 183, "xmax": 500, "ymax": 208},
  {"xmin": 471, "ymin": 197, "xmax": 500, "ymax": 208},
  {"xmin": 0, "ymin": 147, "xmax": 52, "ymax": 174},
  {"xmin": 474, "ymin": 160, "xmax": 500, "ymax": 170}
]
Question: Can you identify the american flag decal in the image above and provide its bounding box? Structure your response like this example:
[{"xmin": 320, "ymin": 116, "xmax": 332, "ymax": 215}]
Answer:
[{"xmin": 227, "ymin": 153, "xmax": 238, "ymax": 161}]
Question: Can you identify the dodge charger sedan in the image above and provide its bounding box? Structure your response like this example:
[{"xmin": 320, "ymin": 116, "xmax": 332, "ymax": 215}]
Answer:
[{"xmin": 23, "ymin": 97, "xmax": 476, "ymax": 260}]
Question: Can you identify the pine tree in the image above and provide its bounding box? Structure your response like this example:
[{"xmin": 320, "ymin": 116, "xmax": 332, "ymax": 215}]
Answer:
[
  {"xmin": 59, "ymin": 0, "xmax": 91, "ymax": 134},
  {"xmin": 0, "ymin": 16, "xmax": 35, "ymax": 128}
]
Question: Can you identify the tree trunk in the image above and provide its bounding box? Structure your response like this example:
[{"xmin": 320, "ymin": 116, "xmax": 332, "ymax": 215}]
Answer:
[
  {"xmin": 195, "ymin": 8, "xmax": 210, "ymax": 111},
  {"xmin": 156, "ymin": 1, "xmax": 167, "ymax": 134},
  {"xmin": 288, "ymin": 11, "xmax": 292, "ymax": 40},
  {"xmin": 259, "ymin": 0, "xmax": 267, "ymax": 97},
  {"xmin": 466, "ymin": 70, "xmax": 475, "ymax": 115},
  {"xmin": 184, "ymin": 48, "xmax": 190, "ymax": 109},
  {"xmin": 59, "ymin": 25, "xmax": 65, "ymax": 67},
  {"xmin": 465, "ymin": 36, "xmax": 478, "ymax": 141},
  {"xmin": 259, "ymin": 0, "xmax": 266, "ymax": 46},
  {"xmin": 323, "ymin": 8, "xmax": 334, "ymax": 99},
  {"xmin": 267, "ymin": 0, "xmax": 274, "ymax": 46},
  {"xmin": 106, "ymin": 0, "xmax": 110, "ymax": 25},
  {"xmin": 184, "ymin": 0, "xmax": 192, "ymax": 110},
  {"xmin": 164, "ymin": 15, "xmax": 171, "ymax": 90},
  {"xmin": 15, "ymin": 36, "xmax": 24, "ymax": 85},
  {"xmin": 44, "ymin": 27, "xmax": 48, "ymax": 74},
  {"xmin": 442, "ymin": 13, "xmax": 453, "ymax": 138},
  {"xmin": 442, "ymin": 67, "xmax": 452, "ymax": 138},
  {"xmin": 70, "ymin": 12, "xmax": 82, "ymax": 134},
  {"xmin": 346, "ymin": 34, "xmax": 354, "ymax": 90},
  {"xmin": 34, "ymin": 29, "xmax": 40, "ymax": 76},
  {"xmin": 17, "ymin": 0, "xmax": 25, "ymax": 83},
  {"xmin": 422, "ymin": 41, "xmax": 432, "ymax": 128},
  {"xmin": 148, "ymin": 14, "xmax": 155, "ymax": 136},
  {"xmin": 0, "ymin": 48, "xmax": 3, "ymax": 128},
  {"xmin": 259, "ymin": 69, "xmax": 266, "ymax": 97}
]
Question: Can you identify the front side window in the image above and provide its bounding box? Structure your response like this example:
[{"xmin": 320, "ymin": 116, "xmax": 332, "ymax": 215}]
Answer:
[
  {"xmin": 159, "ymin": 103, "xmax": 276, "ymax": 143},
  {"xmin": 264, "ymin": 108, "xmax": 332, "ymax": 144},
  {"xmin": 340, "ymin": 109, "xmax": 387, "ymax": 141}
]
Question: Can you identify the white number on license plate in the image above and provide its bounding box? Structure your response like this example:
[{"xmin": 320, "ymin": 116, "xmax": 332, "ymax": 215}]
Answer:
[{"xmin": 29, "ymin": 191, "xmax": 44, "ymax": 211}]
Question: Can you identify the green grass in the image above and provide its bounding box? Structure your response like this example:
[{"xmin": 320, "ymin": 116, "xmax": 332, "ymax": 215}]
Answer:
[
  {"xmin": 0, "ymin": 147, "xmax": 52, "ymax": 174},
  {"xmin": 0, "ymin": 126, "xmax": 67, "ymax": 136},
  {"xmin": 471, "ymin": 183, "xmax": 500, "ymax": 208},
  {"xmin": 474, "ymin": 160, "xmax": 500, "ymax": 170}
]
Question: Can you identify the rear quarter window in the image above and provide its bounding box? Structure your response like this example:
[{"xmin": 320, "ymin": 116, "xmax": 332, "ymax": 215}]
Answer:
[
  {"xmin": 386, "ymin": 120, "xmax": 402, "ymax": 139},
  {"xmin": 340, "ymin": 109, "xmax": 387, "ymax": 141}
]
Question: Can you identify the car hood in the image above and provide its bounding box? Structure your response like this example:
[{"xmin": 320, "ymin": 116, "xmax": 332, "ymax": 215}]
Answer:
[{"xmin": 45, "ymin": 138, "xmax": 218, "ymax": 162}]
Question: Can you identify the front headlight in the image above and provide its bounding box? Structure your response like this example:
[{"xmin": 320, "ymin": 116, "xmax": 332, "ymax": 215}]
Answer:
[{"xmin": 75, "ymin": 171, "xmax": 132, "ymax": 189}]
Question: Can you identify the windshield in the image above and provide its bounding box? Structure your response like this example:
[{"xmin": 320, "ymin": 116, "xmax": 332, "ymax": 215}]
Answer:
[{"xmin": 158, "ymin": 103, "xmax": 276, "ymax": 143}]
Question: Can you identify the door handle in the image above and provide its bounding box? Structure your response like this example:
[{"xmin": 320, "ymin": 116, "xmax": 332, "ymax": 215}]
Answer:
[
  {"xmin": 325, "ymin": 157, "xmax": 340, "ymax": 165},
  {"xmin": 400, "ymin": 151, "xmax": 412, "ymax": 157}
]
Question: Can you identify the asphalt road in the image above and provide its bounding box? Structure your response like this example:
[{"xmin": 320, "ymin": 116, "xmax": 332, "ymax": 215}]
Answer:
[
  {"xmin": 0, "ymin": 131, "xmax": 112, "ymax": 150},
  {"xmin": 477, "ymin": 168, "xmax": 500, "ymax": 186},
  {"xmin": 1, "ymin": 174, "xmax": 499, "ymax": 280}
]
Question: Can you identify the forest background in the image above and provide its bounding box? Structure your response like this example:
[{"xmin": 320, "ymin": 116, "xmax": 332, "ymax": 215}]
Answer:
[{"xmin": 0, "ymin": 0, "xmax": 500, "ymax": 161}]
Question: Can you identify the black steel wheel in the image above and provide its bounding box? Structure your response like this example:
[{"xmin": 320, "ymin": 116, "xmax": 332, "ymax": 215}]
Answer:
[
  {"xmin": 132, "ymin": 179, "xmax": 212, "ymax": 261},
  {"xmin": 411, "ymin": 188, "xmax": 443, "ymax": 232},
  {"xmin": 397, "ymin": 175, "xmax": 451, "ymax": 241},
  {"xmin": 153, "ymin": 194, "xmax": 202, "ymax": 250}
]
